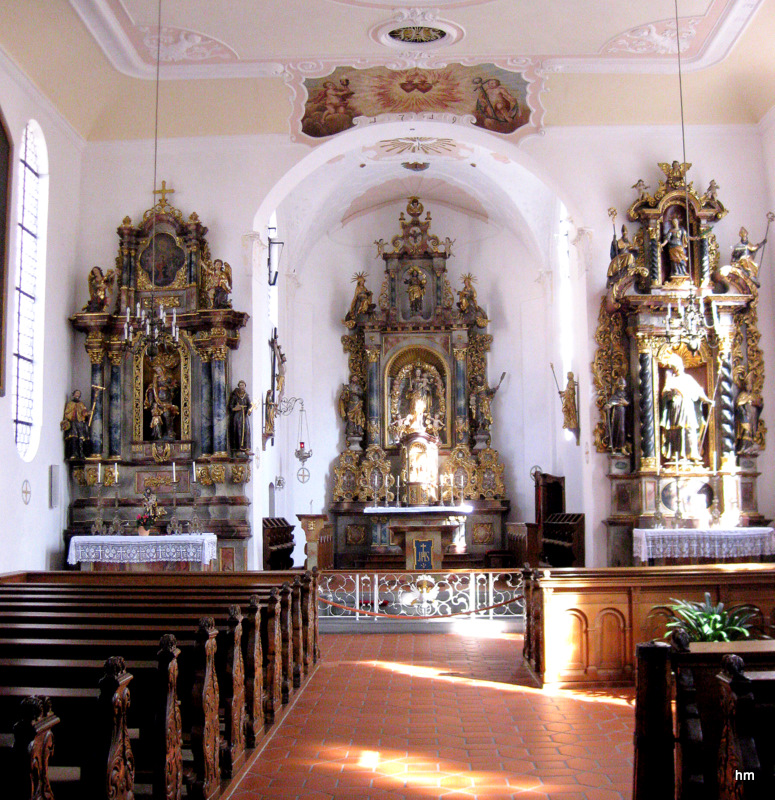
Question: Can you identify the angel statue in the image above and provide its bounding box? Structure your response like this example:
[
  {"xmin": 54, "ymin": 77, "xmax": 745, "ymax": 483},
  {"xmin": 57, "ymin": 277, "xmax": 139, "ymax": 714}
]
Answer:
[
  {"xmin": 83, "ymin": 266, "xmax": 116, "ymax": 313},
  {"xmin": 203, "ymin": 258, "xmax": 232, "ymax": 309}
]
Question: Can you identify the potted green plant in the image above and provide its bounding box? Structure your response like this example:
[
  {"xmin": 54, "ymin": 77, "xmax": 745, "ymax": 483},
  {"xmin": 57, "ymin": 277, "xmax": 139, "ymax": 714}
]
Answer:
[{"xmin": 664, "ymin": 592, "xmax": 760, "ymax": 642}]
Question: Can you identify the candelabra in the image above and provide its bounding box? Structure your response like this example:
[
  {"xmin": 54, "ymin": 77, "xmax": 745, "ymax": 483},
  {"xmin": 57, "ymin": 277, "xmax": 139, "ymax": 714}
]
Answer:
[
  {"xmin": 122, "ymin": 302, "xmax": 180, "ymax": 355},
  {"xmin": 665, "ymin": 288, "xmax": 719, "ymax": 352}
]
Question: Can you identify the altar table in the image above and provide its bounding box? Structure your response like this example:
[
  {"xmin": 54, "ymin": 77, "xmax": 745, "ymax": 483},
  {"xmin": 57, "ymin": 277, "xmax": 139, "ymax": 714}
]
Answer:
[
  {"xmin": 67, "ymin": 533, "xmax": 218, "ymax": 572},
  {"xmin": 633, "ymin": 527, "xmax": 775, "ymax": 565}
]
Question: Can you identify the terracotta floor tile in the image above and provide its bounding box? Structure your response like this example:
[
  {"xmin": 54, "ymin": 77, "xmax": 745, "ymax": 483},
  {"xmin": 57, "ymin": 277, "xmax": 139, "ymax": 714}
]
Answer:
[{"xmin": 228, "ymin": 632, "xmax": 634, "ymax": 799}]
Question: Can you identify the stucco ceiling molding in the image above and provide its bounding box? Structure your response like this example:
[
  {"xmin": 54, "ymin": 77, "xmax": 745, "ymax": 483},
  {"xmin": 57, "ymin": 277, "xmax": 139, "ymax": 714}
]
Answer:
[
  {"xmin": 602, "ymin": 17, "xmax": 700, "ymax": 56},
  {"xmin": 136, "ymin": 26, "xmax": 238, "ymax": 64},
  {"xmin": 544, "ymin": 0, "xmax": 764, "ymax": 74},
  {"xmin": 369, "ymin": 8, "xmax": 465, "ymax": 51},
  {"xmin": 69, "ymin": 0, "xmax": 763, "ymax": 79},
  {"xmin": 284, "ymin": 57, "xmax": 545, "ymax": 147},
  {"xmin": 67, "ymin": 0, "xmax": 283, "ymax": 78},
  {"xmin": 329, "ymin": 0, "xmax": 494, "ymax": 7}
]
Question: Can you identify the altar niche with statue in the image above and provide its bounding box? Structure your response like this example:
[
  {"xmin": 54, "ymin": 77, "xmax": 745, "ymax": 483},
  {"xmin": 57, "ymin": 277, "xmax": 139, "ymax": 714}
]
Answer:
[
  {"xmin": 330, "ymin": 198, "xmax": 509, "ymax": 569},
  {"xmin": 64, "ymin": 186, "xmax": 252, "ymax": 570},
  {"xmin": 593, "ymin": 161, "xmax": 770, "ymax": 566}
]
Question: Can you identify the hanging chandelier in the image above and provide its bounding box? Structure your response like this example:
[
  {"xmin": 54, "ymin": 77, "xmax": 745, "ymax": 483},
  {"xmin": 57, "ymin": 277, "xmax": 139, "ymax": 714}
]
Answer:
[{"xmin": 121, "ymin": 0, "xmax": 177, "ymax": 356}]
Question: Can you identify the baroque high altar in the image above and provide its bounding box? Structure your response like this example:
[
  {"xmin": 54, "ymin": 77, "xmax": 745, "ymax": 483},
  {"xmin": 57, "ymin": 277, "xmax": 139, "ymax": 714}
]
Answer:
[
  {"xmin": 593, "ymin": 161, "xmax": 768, "ymax": 564},
  {"xmin": 330, "ymin": 198, "xmax": 509, "ymax": 569},
  {"xmin": 65, "ymin": 187, "xmax": 252, "ymax": 569}
]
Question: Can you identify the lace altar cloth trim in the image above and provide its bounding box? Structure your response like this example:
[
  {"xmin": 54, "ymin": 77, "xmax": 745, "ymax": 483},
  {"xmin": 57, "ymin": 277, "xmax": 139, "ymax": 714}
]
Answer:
[
  {"xmin": 68, "ymin": 533, "xmax": 218, "ymax": 565},
  {"xmin": 633, "ymin": 527, "xmax": 775, "ymax": 562}
]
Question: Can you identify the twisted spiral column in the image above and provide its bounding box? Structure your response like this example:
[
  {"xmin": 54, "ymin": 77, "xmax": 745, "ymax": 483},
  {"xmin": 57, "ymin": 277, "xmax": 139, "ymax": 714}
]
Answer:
[
  {"xmin": 639, "ymin": 352, "xmax": 656, "ymax": 460},
  {"xmin": 718, "ymin": 352, "xmax": 735, "ymax": 456}
]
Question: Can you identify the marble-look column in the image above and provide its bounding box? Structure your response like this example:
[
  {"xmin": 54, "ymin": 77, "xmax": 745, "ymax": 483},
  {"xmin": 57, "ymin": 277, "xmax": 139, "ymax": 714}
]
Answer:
[
  {"xmin": 453, "ymin": 346, "xmax": 468, "ymax": 445},
  {"xmin": 86, "ymin": 334, "xmax": 105, "ymax": 458},
  {"xmin": 648, "ymin": 228, "xmax": 661, "ymax": 284},
  {"xmin": 366, "ymin": 346, "xmax": 380, "ymax": 447},
  {"xmin": 211, "ymin": 347, "xmax": 228, "ymax": 455},
  {"xmin": 200, "ymin": 348, "xmax": 213, "ymax": 455},
  {"xmin": 107, "ymin": 349, "xmax": 122, "ymax": 458}
]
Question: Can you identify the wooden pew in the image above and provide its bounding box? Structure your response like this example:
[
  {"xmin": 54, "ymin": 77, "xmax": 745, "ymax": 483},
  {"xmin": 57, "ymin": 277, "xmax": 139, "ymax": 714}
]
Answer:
[
  {"xmin": 0, "ymin": 655, "xmax": 140, "ymax": 800},
  {"xmin": 716, "ymin": 654, "xmax": 775, "ymax": 798},
  {"xmin": 633, "ymin": 639, "xmax": 775, "ymax": 800},
  {"xmin": 0, "ymin": 594, "xmax": 279, "ymax": 749},
  {"xmin": 0, "ymin": 584, "xmax": 289, "ymax": 722},
  {"xmin": 0, "ymin": 568, "xmax": 319, "ymax": 686},
  {"xmin": 0, "ymin": 569, "xmax": 321, "ymax": 669},
  {"xmin": 2, "ymin": 695, "xmax": 59, "ymax": 800}
]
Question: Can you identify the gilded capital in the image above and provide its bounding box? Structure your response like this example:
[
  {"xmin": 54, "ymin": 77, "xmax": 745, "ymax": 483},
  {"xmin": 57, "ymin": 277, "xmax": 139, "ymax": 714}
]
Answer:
[
  {"xmin": 198, "ymin": 347, "xmax": 213, "ymax": 363},
  {"xmin": 85, "ymin": 332, "xmax": 105, "ymax": 364},
  {"xmin": 106, "ymin": 349, "xmax": 123, "ymax": 367},
  {"xmin": 212, "ymin": 346, "xmax": 228, "ymax": 361},
  {"xmin": 453, "ymin": 347, "xmax": 467, "ymax": 362},
  {"xmin": 366, "ymin": 347, "xmax": 380, "ymax": 363}
]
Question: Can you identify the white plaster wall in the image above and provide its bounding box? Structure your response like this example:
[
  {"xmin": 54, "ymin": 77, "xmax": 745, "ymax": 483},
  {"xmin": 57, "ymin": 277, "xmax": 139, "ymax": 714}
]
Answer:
[{"xmin": 0, "ymin": 51, "xmax": 85, "ymax": 572}]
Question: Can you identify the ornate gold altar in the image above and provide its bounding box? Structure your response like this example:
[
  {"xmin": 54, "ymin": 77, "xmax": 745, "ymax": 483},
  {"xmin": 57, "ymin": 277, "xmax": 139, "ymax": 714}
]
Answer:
[
  {"xmin": 593, "ymin": 162, "xmax": 768, "ymax": 565},
  {"xmin": 65, "ymin": 187, "xmax": 252, "ymax": 570},
  {"xmin": 330, "ymin": 198, "xmax": 509, "ymax": 568}
]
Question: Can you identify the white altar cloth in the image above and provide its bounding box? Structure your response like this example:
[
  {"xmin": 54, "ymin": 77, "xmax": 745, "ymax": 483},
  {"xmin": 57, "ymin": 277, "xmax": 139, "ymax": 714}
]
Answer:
[
  {"xmin": 68, "ymin": 533, "xmax": 218, "ymax": 566},
  {"xmin": 633, "ymin": 527, "xmax": 775, "ymax": 563}
]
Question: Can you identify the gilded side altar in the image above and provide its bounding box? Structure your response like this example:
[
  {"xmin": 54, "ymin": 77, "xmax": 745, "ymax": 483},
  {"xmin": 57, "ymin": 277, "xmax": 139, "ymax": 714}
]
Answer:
[
  {"xmin": 65, "ymin": 188, "xmax": 252, "ymax": 570},
  {"xmin": 592, "ymin": 162, "xmax": 768, "ymax": 565}
]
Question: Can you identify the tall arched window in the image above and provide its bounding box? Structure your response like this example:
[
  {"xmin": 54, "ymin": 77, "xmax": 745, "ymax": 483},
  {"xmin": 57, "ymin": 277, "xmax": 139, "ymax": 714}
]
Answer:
[
  {"xmin": 13, "ymin": 121, "xmax": 48, "ymax": 460},
  {"xmin": 0, "ymin": 107, "xmax": 11, "ymax": 397}
]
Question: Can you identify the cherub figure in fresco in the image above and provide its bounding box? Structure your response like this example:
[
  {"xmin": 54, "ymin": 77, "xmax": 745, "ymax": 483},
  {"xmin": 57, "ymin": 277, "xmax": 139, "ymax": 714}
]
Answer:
[
  {"xmin": 473, "ymin": 77, "xmax": 519, "ymax": 123},
  {"xmin": 312, "ymin": 79, "xmax": 354, "ymax": 123}
]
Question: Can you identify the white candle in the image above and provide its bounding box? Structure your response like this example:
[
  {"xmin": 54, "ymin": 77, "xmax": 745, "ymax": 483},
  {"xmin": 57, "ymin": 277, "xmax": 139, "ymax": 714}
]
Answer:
[
  {"xmin": 97, "ymin": 463, "xmax": 101, "ymax": 484},
  {"xmin": 126, "ymin": 306, "xmax": 130, "ymax": 322},
  {"xmin": 192, "ymin": 461, "xmax": 197, "ymax": 482},
  {"xmin": 124, "ymin": 322, "xmax": 129, "ymax": 339},
  {"xmin": 172, "ymin": 462, "xmax": 176, "ymax": 482},
  {"xmin": 115, "ymin": 463, "xmax": 119, "ymax": 482},
  {"xmin": 136, "ymin": 302, "xmax": 140, "ymax": 316},
  {"xmin": 667, "ymin": 303, "xmax": 671, "ymax": 320}
]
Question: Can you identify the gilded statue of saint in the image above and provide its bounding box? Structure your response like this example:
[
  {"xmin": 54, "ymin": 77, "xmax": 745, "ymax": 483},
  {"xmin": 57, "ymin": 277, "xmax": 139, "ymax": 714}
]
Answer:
[
  {"xmin": 660, "ymin": 360, "xmax": 713, "ymax": 462},
  {"xmin": 338, "ymin": 380, "xmax": 365, "ymax": 438},
  {"xmin": 608, "ymin": 225, "xmax": 638, "ymax": 278},
  {"xmin": 659, "ymin": 218, "xmax": 690, "ymax": 278},
  {"xmin": 560, "ymin": 372, "xmax": 579, "ymax": 432},
  {"xmin": 731, "ymin": 227, "xmax": 766, "ymax": 284},
  {"xmin": 735, "ymin": 376, "xmax": 763, "ymax": 454},
  {"xmin": 61, "ymin": 389, "xmax": 91, "ymax": 460},
  {"xmin": 229, "ymin": 380, "xmax": 252, "ymax": 452},
  {"xmin": 144, "ymin": 362, "xmax": 179, "ymax": 441},
  {"xmin": 604, "ymin": 376, "xmax": 630, "ymax": 453},
  {"xmin": 404, "ymin": 267, "xmax": 427, "ymax": 316},
  {"xmin": 344, "ymin": 272, "xmax": 375, "ymax": 326}
]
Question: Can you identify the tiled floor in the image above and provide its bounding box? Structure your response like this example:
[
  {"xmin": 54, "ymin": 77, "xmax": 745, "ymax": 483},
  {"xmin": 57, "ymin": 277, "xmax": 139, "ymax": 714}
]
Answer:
[{"xmin": 227, "ymin": 631, "xmax": 634, "ymax": 799}]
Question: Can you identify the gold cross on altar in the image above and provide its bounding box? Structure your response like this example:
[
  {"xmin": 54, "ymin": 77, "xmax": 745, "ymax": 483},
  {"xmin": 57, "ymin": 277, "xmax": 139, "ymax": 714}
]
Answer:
[{"xmin": 153, "ymin": 180, "xmax": 175, "ymax": 209}]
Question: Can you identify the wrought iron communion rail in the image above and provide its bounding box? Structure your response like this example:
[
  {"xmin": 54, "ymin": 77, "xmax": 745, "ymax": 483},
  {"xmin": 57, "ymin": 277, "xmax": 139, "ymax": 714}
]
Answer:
[{"xmin": 318, "ymin": 570, "xmax": 524, "ymax": 620}]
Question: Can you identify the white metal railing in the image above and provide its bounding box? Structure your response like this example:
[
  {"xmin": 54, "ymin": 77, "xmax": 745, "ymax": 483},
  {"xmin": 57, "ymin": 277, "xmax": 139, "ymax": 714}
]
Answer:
[{"xmin": 318, "ymin": 570, "xmax": 524, "ymax": 621}]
